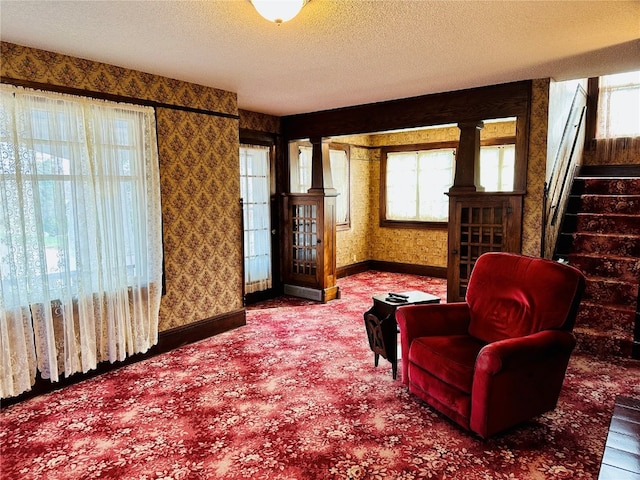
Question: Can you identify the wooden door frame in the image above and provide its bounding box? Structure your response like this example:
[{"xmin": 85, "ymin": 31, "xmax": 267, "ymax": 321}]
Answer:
[{"xmin": 240, "ymin": 129, "xmax": 282, "ymax": 304}]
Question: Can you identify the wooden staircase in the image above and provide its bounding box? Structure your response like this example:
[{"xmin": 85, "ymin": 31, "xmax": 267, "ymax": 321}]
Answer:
[{"xmin": 555, "ymin": 167, "xmax": 640, "ymax": 358}]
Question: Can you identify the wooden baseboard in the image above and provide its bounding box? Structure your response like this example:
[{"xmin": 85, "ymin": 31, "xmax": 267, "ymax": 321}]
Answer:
[
  {"xmin": 369, "ymin": 260, "xmax": 447, "ymax": 278},
  {"xmin": 337, "ymin": 260, "xmax": 447, "ymax": 279},
  {"xmin": 337, "ymin": 261, "xmax": 371, "ymax": 278},
  {"xmin": 154, "ymin": 309, "xmax": 246, "ymax": 353},
  {"xmin": 2, "ymin": 309, "xmax": 246, "ymax": 407}
]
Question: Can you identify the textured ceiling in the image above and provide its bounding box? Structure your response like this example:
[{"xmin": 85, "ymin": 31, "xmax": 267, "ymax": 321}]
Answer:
[{"xmin": 1, "ymin": 0, "xmax": 639, "ymax": 116}]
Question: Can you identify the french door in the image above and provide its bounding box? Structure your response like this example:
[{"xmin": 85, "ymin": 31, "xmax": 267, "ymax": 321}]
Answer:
[{"xmin": 240, "ymin": 144, "xmax": 272, "ymax": 295}]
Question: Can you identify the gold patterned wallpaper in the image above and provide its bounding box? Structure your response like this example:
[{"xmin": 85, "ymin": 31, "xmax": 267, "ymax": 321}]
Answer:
[
  {"xmin": 239, "ymin": 109, "xmax": 281, "ymax": 133},
  {"xmin": 522, "ymin": 79, "xmax": 550, "ymax": 258},
  {"xmin": 335, "ymin": 145, "xmax": 372, "ymax": 267},
  {"xmin": 1, "ymin": 42, "xmax": 243, "ymax": 331}
]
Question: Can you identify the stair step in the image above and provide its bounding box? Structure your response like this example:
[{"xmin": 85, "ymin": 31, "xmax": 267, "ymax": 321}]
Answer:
[
  {"xmin": 568, "ymin": 194, "xmax": 640, "ymax": 215},
  {"xmin": 560, "ymin": 232, "xmax": 640, "ymax": 258},
  {"xmin": 574, "ymin": 177, "xmax": 640, "ymax": 195},
  {"xmin": 568, "ymin": 254, "xmax": 640, "ymax": 283},
  {"xmin": 576, "ymin": 302, "xmax": 636, "ymax": 330},
  {"xmin": 574, "ymin": 328, "xmax": 634, "ymax": 358},
  {"xmin": 584, "ymin": 278, "xmax": 639, "ymax": 305},
  {"xmin": 569, "ymin": 212, "xmax": 640, "ymax": 235}
]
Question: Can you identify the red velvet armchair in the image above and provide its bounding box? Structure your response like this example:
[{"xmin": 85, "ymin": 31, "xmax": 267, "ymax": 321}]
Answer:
[{"xmin": 396, "ymin": 252, "xmax": 586, "ymax": 438}]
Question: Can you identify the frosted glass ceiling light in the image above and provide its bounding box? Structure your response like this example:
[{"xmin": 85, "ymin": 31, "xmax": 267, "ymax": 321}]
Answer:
[{"xmin": 251, "ymin": 0, "xmax": 308, "ymax": 24}]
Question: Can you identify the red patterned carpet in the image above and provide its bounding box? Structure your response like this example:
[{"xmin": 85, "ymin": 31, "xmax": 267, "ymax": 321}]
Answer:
[{"xmin": 2, "ymin": 271, "xmax": 639, "ymax": 480}]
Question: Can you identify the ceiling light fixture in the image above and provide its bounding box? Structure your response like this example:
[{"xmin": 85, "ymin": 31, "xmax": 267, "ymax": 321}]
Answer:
[{"xmin": 251, "ymin": 0, "xmax": 308, "ymax": 24}]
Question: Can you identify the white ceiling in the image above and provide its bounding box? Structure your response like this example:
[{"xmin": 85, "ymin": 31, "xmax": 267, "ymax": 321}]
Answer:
[{"xmin": 1, "ymin": 1, "xmax": 639, "ymax": 116}]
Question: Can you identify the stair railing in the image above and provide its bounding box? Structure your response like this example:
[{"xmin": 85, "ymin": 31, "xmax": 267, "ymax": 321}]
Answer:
[{"xmin": 541, "ymin": 84, "xmax": 588, "ymax": 259}]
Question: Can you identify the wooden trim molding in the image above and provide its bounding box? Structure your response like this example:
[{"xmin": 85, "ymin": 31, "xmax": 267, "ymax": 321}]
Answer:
[
  {"xmin": 2, "ymin": 309, "xmax": 247, "ymax": 408},
  {"xmin": 154, "ymin": 309, "xmax": 246, "ymax": 353},
  {"xmin": 1, "ymin": 76, "xmax": 239, "ymax": 120},
  {"xmin": 336, "ymin": 261, "xmax": 371, "ymax": 278},
  {"xmin": 337, "ymin": 260, "xmax": 447, "ymax": 279},
  {"xmin": 282, "ymin": 81, "xmax": 532, "ymax": 140},
  {"xmin": 585, "ymin": 77, "xmax": 599, "ymax": 150},
  {"xmin": 370, "ymin": 260, "xmax": 447, "ymax": 279}
]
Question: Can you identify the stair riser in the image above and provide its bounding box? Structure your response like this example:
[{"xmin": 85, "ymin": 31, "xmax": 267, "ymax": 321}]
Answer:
[
  {"xmin": 567, "ymin": 234, "xmax": 640, "ymax": 258},
  {"xmin": 575, "ymin": 178, "xmax": 640, "ymax": 195},
  {"xmin": 574, "ymin": 331, "xmax": 633, "ymax": 358},
  {"xmin": 573, "ymin": 214, "xmax": 640, "ymax": 235},
  {"xmin": 584, "ymin": 280, "xmax": 639, "ymax": 306},
  {"xmin": 568, "ymin": 195, "xmax": 640, "ymax": 215},
  {"xmin": 569, "ymin": 255, "xmax": 640, "ymax": 283},
  {"xmin": 576, "ymin": 303, "xmax": 635, "ymax": 331}
]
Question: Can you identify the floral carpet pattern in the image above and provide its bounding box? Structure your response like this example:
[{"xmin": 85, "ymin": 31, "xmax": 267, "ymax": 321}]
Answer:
[{"xmin": 2, "ymin": 271, "xmax": 639, "ymax": 480}]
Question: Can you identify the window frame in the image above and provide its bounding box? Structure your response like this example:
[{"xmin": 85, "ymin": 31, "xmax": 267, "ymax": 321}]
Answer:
[
  {"xmin": 380, "ymin": 141, "xmax": 457, "ymax": 229},
  {"xmin": 478, "ymin": 137, "xmax": 517, "ymax": 192},
  {"xmin": 585, "ymin": 74, "xmax": 640, "ymax": 150}
]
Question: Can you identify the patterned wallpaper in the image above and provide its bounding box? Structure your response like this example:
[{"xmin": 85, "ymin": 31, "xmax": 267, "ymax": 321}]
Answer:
[
  {"xmin": 156, "ymin": 109, "xmax": 242, "ymax": 330},
  {"xmin": 239, "ymin": 109, "xmax": 281, "ymax": 133},
  {"xmin": 522, "ymin": 79, "xmax": 550, "ymax": 257},
  {"xmin": 0, "ymin": 43, "xmax": 236, "ymax": 115},
  {"xmin": 335, "ymin": 145, "xmax": 372, "ymax": 267},
  {"xmin": 1, "ymin": 42, "xmax": 243, "ymax": 331}
]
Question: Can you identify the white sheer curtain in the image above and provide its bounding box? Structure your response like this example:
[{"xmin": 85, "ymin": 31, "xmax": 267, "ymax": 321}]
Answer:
[
  {"xmin": 240, "ymin": 145, "xmax": 272, "ymax": 294},
  {"xmin": 0, "ymin": 84, "xmax": 163, "ymax": 398}
]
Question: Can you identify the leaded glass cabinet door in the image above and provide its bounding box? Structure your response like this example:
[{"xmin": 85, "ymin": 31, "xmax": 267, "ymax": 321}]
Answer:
[
  {"xmin": 282, "ymin": 193, "xmax": 338, "ymax": 302},
  {"xmin": 291, "ymin": 201, "xmax": 319, "ymax": 278}
]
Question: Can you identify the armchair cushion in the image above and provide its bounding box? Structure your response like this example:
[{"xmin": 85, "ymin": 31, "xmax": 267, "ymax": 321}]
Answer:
[
  {"xmin": 409, "ymin": 335, "xmax": 485, "ymax": 394},
  {"xmin": 396, "ymin": 302, "xmax": 471, "ymax": 386},
  {"xmin": 467, "ymin": 253, "xmax": 585, "ymax": 343}
]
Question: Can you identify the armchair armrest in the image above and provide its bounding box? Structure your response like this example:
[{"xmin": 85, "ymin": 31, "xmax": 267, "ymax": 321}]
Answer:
[
  {"xmin": 475, "ymin": 329, "xmax": 577, "ymax": 375},
  {"xmin": 396, "ymin": 302, "xmax": 471, "ymax": 339},
  {"xmin": 470, "ymin": 329, "xmax": 577, "ymax": 438},
  {"xmin": 396, "ymin": 302, "xmax": 471, "ymax": 385}
]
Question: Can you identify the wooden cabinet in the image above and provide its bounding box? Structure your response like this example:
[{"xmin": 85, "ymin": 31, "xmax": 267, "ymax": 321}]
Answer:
[
  {"xmin": 282, "ymin": 192, "xmax": 339, "ymax": 302},
  {"xmin": 447, "ymin": 192, "xmax": 523, "ymax": 302}
]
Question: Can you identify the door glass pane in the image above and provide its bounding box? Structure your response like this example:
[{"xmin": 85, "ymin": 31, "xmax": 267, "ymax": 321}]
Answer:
[{"xmin": 240, "ymin": 145, "xmax": 272, "ymax": 293}]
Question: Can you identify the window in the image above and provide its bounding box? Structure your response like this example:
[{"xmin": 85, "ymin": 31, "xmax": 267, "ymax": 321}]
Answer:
[
  {"xmin": 289, "ymin": 142, "xmax": 350, "ymax": 227},
  {"xmin": 1, "ymin": 84, "xmax": 162, "ymax": 398},
  {"xmin": 291, "ymin": 144, "xmax": 312, "ymax": 193},
  {"xmin": 596, "ymin": 71, "xmax": 640, "ymax": 139},
  {"xmin": 329, "ymin": 146, "xmax": 350, "ymax": 227},
  {"xmin": 382, "ymin": 147, "xmax": 455, "ymax": 225},
  {"xmin": 479, "ymin": 144, "xmax": 515, "ymax": 192}
]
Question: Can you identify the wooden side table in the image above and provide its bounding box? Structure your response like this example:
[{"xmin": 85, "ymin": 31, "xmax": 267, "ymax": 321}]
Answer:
[{"xmin": 363, "ymin": 290, "xmax": 440, "ymax": 379}]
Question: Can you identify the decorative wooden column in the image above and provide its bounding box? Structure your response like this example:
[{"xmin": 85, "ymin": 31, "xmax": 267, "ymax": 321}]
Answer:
[
  {"xmin": 446, "ymin": 121, "xmax": 523, "ymax": 302},
  {"xmin": 450, "ymin": 121, "xmax": 484, "ymax": 193},
  {"xmin": 282, "ymin": 137, "xmax": 339, "ymax": 303}
]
